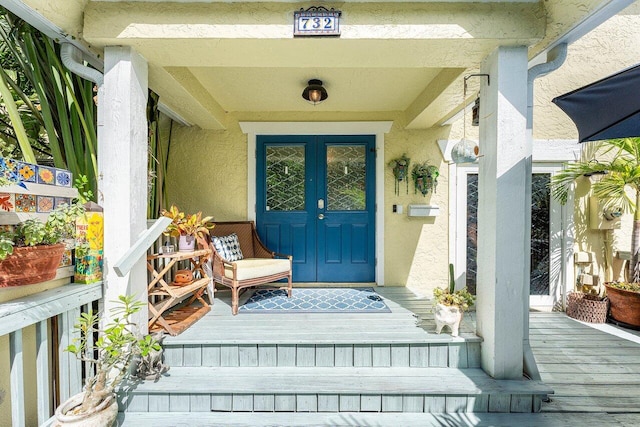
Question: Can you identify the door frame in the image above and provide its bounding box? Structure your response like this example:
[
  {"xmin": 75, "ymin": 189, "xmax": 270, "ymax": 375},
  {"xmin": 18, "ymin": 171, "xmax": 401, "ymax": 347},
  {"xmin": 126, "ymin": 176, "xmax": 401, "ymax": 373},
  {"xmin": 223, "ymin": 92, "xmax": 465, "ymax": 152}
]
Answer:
[
  {"xmin": 240, "ymin": 121, "xmax": 393, "ymax": 285},
  {"xmin": 438, "ymin": 140, "xmax": 581, "ymax": 310}
]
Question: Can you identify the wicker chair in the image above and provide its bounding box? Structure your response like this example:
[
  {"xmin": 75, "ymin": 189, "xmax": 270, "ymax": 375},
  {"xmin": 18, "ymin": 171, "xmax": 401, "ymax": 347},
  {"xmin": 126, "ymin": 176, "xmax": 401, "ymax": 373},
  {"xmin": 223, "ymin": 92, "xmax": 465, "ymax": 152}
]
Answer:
[{"xmin": 208, "ymin": 221, "xmax": 292, "ymax": 315}]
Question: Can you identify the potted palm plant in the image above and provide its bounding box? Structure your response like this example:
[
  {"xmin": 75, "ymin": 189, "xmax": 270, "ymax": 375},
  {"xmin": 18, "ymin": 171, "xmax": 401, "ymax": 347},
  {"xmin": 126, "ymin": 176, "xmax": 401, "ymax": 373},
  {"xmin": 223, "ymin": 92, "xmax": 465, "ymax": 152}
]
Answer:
[
  {"xmin": 433, "ymin": 264, "xmax": 475, "ymax": 337},
  {"xmin": 161, "ymin": 205, "xmax": 214, "ymax": 251},
  {"xmin": 551, "ymin": 138, "xmax": 640, "ymax": 327},
  {"xmin": 55, "ymin": 295, "xmax": 161, "ymax": 426}
]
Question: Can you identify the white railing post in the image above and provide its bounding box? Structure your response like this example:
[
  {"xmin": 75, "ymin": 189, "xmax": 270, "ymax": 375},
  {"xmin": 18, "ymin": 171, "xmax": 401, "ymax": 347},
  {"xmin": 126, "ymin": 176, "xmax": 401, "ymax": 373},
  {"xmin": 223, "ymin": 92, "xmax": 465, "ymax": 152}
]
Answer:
[
  {"xmin": 10, "ymin": 330, "xmax": 26, "ymax": 427},
  {"xmin": 36, "ymin": 320, "xmax": 52, "ymax": 424}
]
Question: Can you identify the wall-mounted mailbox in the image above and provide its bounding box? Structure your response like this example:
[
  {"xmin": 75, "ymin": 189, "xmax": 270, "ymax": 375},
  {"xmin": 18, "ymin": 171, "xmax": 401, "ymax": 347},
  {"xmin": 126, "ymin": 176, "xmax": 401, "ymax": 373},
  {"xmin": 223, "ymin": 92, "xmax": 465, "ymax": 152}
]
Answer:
[{"xmin": 407, "ymin": 204, "xmax": 440, "ymax": 217}]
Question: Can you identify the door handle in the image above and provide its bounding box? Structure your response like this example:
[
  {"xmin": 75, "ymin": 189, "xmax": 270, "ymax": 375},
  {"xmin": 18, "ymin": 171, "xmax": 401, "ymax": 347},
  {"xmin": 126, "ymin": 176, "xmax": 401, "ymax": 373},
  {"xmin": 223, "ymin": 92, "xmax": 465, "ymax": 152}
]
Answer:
[
  {"xmin": 318, "ymin": 213, "xmax": 325, "ymax": 220},
  {"xmin": 318, "ymin": 199, "xmax": 325, "ymax": 209}
]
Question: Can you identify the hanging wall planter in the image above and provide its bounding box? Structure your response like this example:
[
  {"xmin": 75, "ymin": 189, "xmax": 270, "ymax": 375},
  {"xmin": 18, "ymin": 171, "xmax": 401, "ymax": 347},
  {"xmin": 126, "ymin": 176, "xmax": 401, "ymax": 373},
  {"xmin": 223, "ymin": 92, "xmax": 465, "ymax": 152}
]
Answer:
[
  {"xmin": 389, "ymin": 154, "xmax": 410, "ymax": 195},
  {"xmin": 412, "ymin": 162, "xmax": 439, "ymax": 196}
]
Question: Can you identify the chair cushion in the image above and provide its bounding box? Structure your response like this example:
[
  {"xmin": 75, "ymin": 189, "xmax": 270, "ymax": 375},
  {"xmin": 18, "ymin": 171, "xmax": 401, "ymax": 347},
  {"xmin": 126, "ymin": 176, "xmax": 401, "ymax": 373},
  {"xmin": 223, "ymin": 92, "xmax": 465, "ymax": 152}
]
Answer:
[
  {"xmin": 212, "ymin": 233, "xmax": 244, "ymax": 262},
  {"xmin": 225, "ymin": 258, "xmax": 290, "ymax": 281}
]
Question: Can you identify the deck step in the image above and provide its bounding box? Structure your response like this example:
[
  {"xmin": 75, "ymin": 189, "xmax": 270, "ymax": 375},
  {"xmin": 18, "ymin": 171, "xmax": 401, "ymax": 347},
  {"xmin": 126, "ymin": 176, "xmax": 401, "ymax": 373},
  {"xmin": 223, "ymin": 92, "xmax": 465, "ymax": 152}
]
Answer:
[
  {"xmin": 116, "ymin": 411, "xmax": 630, "ymax": 427},
  {"xmin": 118, "ymin": 366, "xmax": 552, "ymax": 414},
  {"xmin": 162, "ymin": 340, "xmax": 482, "ymax": 368}
]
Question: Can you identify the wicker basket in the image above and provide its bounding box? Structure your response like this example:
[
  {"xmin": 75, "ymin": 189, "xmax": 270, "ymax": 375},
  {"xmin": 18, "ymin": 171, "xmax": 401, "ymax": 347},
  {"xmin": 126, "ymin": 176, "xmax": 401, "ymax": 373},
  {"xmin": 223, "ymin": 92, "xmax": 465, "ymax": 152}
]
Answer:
[{"xmin": 566, "ymin": 292, "xmax": 608, "ymax": 323}]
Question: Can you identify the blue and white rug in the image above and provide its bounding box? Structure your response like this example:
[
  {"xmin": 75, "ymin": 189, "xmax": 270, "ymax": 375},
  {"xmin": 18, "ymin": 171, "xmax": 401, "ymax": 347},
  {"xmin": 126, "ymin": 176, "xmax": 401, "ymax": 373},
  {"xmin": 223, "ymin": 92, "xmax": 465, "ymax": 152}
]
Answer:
[{"xmin": 239, "ymin": 287, "xmax": 391, "ymax": 313}]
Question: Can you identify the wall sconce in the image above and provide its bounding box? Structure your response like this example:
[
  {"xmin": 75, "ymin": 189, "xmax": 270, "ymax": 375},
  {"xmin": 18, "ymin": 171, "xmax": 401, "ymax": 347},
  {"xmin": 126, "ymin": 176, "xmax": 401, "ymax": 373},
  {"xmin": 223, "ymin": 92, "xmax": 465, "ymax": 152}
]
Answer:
[{"xmin": 302, "ymin": 79, "xmax": 328, "ymax": 105}]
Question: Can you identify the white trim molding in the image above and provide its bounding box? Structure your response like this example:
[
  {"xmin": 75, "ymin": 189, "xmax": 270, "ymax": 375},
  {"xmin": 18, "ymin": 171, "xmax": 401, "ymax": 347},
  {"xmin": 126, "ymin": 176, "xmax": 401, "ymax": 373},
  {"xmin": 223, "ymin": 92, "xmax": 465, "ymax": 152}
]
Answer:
[{"xmin": 239, "ymin": 121, "xmax": 393, "ymax": 285}]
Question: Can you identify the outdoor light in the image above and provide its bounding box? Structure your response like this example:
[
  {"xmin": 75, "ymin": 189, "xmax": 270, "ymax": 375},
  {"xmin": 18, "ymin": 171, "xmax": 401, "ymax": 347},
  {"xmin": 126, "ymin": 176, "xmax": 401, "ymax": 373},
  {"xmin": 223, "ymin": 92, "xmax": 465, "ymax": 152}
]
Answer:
[{"xmin": 302, "ymin": 79, "xmax": 328, "ymax": 105}]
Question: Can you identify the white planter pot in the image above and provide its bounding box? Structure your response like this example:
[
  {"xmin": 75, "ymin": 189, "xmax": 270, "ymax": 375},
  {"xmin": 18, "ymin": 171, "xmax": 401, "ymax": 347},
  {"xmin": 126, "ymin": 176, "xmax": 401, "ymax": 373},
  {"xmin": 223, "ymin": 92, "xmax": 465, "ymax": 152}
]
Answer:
[
  {"xmin": 178, "ymin": 234, "xmax": 196, "ymax": 252},
  {"xmin": 434, "ymin": 303, "xmax": 463, "ymax": 337},
  {"xmin": 55, "ymin": 392, "xmax": 118, "ymax": 427}
]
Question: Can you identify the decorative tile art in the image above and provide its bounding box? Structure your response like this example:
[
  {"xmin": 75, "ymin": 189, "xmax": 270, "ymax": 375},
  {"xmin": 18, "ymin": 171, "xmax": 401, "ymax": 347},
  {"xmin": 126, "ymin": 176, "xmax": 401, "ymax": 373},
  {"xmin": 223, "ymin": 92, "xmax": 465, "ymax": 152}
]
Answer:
[
  {"xmin": 37, "ymin": 166, "xmax": 56, "ymax": 185},
  {"xmin": 55, "ymin": 169, "xmax": 72, "ymax": 187},
  {"xmin": 0, "ymin": 193, "xmax": 15, "ymax": 212},
  {"xmin": 17, "ymin": 162, "xmax": 37, "ymax": 183},
  {"xmin": 54, "ymin": 197, "xmax": 71, "ymax": 208},
  {"xmin": 15, "ymin": 194, "xmax": 36, "ymax": 212},
  {"xmin": 37, "ymin": 195, "xmax": 54, "ymax": 213}
]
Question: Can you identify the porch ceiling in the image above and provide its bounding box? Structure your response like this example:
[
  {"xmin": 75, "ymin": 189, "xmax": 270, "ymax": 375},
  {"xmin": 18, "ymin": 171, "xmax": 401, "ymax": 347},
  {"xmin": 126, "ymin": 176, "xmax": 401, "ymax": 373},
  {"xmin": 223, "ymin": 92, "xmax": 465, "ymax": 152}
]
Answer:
[{"xmin": 14, "ymin": 0, "xmax": 626, "ymax": 130}]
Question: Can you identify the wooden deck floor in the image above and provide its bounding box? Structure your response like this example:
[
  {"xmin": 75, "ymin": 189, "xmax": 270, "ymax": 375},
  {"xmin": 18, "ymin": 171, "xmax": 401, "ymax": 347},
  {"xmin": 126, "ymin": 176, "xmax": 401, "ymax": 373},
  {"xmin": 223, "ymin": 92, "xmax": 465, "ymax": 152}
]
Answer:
[{"xmin": 137, "ymin": 286, "xmax": 640, "ymax": 425}]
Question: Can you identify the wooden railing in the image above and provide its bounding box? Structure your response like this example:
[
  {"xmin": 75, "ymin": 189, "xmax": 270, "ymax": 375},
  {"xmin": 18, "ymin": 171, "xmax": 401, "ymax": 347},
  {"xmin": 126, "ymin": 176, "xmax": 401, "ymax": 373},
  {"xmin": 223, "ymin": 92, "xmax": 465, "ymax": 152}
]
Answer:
[{"xmin": 0, "ymin": 283, "xmax": 102, "ymax": 426}]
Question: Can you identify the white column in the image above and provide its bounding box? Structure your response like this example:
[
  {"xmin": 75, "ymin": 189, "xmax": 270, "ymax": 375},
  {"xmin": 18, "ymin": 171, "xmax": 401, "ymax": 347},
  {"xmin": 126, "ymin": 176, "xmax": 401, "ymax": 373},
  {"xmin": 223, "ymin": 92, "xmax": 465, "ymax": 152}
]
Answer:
[
  {"xmin": 98, "ymin": 47, "xmax": 149, "ymax": 331},
  {"xmin": 476, "ymin": 46, "xmax": 528, "ymax": 379}
]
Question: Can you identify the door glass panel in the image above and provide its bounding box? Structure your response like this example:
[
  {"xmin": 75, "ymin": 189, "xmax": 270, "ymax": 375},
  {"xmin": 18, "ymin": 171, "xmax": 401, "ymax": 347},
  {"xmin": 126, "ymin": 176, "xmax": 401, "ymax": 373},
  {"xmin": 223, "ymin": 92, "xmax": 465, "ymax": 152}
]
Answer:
[
  {"xmin": 466, "ymin": 174, "xmax": 478, "ymax": 295},
  {"xmin": 531, "ymin": 174, "xmax": 551, "ymax": 295},
  {"xmin": 265, "ymin": 146, "xmax": 305, "ymax": 211},
  {"xmin": 464, "ymin": 173, "xmax": 552, "ymax": 296},
  {"xmin": 326, "ymin": 145, "xmax": 366, "ymax": 211}
]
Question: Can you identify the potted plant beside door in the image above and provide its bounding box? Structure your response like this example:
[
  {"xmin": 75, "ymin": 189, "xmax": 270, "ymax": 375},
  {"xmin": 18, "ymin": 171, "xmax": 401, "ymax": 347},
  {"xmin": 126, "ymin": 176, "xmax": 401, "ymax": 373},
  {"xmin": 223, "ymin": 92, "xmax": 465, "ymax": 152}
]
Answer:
[
  {"xmin": 433, "ymin": 264, "xmax": 475, "ymax": 337},
  {"xmin": 161, "ymin": 205, "xmax": 214, "ymax": 251}
]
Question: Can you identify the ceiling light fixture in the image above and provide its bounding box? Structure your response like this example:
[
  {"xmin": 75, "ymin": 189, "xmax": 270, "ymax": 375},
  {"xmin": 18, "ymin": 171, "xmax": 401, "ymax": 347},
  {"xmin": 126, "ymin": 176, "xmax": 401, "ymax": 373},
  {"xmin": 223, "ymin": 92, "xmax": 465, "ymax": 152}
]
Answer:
[{"xmin": 302, "ymin": 79, "xmax": 328, "ymax": 105}]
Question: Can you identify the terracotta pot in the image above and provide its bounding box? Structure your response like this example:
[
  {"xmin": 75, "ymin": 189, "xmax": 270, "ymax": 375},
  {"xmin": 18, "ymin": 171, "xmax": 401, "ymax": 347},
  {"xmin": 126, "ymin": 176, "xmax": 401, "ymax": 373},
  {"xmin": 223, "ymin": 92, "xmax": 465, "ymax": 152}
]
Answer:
[
  {"xmin": 605, "ymin": 283, "xmax": 640, "ymax": 328},
  {"xmin": 0, "ymin": 243, "xmax": 65, "ymax": 287},
  {"xmin": 55, "ymin": 392, "xmax": 118, "ymax": 427},
  {"xmin": 178, "ymin": 234, "xmax": 196, "ymax": 252},
  {"xmin": 434, "ymin": 303, "xmax": 463, "ymax": 337}
]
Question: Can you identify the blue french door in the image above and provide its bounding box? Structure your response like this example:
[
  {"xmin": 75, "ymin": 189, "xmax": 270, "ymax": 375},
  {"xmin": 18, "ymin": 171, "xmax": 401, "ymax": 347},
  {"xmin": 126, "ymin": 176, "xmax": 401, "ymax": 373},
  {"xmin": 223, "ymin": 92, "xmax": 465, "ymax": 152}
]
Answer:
[{"xmin": 256, "ymin": 135, "xmax": 376, "ymax": 282}]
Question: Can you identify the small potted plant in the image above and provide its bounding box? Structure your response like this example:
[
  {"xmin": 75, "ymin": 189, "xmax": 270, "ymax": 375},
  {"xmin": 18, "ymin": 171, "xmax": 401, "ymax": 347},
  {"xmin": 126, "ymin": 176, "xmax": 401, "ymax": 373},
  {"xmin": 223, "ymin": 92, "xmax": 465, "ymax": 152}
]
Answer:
[
  {"xmin": 433, "ymin": 264, "xmax": 475, "ymax": 337},
  {"xmin": 412, "ymin": 161, "xmax": 439, "ymax": 196},
  {"xmin": 161, "ymin": 205, "xmax": 214, "ymax": 251},
  {"xmin": 0, "ymin": 201, "xmax": 85, "ymax": 287},
  {"xmin": 55, "ymin": 295, "xmax": 161, "ymax": 426}
]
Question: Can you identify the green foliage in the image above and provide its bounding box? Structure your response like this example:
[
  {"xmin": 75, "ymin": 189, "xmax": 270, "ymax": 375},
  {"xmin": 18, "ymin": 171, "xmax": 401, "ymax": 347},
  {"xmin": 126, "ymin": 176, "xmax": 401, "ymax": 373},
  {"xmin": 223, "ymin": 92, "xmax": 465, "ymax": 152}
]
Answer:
[
  {"xmin": 433, "ymin": 286, "xmax": 475, "ymax": 312},
  {"xmin": 607, "ymin": 282, "xmax": 640, "ymax": 293},
  {"xmin": 0, "ymin": 233, "xmax": 13, "ymax": 261},
  {"xmin": 161, "ymin": 205, "xmax": 214, "ymax": 240},
  {"xmin": 412, "ymin": 161, "xmax": 439, "ymax": 196},
  {"xmin": 550, "ymin": 138, "xmax": 640, "ymax": 281},
  {"xmin": 66, "ymin": 295, "xmax": 161, "ymax": 414}
]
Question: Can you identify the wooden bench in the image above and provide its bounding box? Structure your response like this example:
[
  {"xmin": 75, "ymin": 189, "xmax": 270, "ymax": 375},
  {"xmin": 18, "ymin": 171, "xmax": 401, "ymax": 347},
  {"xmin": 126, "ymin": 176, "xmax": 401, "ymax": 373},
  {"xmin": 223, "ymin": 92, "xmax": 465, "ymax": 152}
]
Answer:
[{"xmin": 209, "ymin": 221, "xmax": 292, "ymax": 315}]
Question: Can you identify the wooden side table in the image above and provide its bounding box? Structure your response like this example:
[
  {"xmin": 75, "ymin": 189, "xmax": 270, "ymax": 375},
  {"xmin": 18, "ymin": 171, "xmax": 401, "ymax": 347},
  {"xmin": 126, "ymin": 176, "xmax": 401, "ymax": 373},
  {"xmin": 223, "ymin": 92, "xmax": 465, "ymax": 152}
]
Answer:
[{"xmin": 146, "ymin": 248, "xmax": 212, "ymax": 336}]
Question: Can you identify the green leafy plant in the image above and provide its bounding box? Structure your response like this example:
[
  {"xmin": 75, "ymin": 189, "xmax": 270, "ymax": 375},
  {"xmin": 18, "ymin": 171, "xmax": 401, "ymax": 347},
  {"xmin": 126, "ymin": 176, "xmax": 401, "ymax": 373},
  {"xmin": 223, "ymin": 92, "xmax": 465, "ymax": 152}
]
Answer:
[
  {"xmin": 434, "ymin": 265, "xmax": 475, "ymax": 311},
  {"xmin": 0, "ymin": 199, "xmax": 85, "ymax": 261},
  {"xmin": 433, "ymin": 286, "xmax": 476, "ymax": 311},
  {"xmin": 64, "ymin": 295, "xmax": 161, "ymax": 415},
  {"xmin": 550, "ymin": 138, "xmax": 640, "ymax": 282},
  {"xmin": 412, "ymin": 161, "xmax": 439, "ymax": 196},
  {"xmin": 161, "ymin": 205, "xmax": 214, "ymax": 240}
]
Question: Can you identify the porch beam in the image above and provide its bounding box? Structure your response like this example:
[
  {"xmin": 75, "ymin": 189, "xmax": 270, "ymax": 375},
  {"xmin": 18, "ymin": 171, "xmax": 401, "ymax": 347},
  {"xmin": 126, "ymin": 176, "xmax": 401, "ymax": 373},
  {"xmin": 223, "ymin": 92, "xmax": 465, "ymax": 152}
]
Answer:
[
  {"xmin": 476, "ymin": 46, "xmax": 528, "ymax": 379},
  {"xmin": 83, "ymin": 3, "xmax": 544, "ymax": 68},
  {"xmin": 98, "ymin": 46, "xmax": 149, "ymax": 331}
]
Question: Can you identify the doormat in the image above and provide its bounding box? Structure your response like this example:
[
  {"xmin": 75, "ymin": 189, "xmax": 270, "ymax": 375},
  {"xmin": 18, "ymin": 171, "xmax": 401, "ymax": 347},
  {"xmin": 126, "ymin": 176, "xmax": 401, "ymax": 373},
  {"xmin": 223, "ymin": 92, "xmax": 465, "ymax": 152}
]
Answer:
[{"xmin": 238, "ymin": 287, "xmax": 391, "ymax": 313}]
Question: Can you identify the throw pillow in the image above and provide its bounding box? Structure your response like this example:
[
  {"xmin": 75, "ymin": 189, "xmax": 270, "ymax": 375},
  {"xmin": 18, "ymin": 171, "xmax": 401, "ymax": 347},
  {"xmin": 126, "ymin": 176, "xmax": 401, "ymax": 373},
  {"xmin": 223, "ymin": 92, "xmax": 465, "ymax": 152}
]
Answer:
[{"xmin": 212, "ymin": 233, "xmax": 244, "ymax": 262}]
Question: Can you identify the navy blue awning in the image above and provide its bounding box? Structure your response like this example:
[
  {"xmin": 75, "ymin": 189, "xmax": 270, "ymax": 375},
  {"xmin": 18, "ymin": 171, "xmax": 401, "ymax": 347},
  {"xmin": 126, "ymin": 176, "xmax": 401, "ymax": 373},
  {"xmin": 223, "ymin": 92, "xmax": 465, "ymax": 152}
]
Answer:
[{"xmin": 552, "ymin": 64, "xmax": 640, "ymax": 142}]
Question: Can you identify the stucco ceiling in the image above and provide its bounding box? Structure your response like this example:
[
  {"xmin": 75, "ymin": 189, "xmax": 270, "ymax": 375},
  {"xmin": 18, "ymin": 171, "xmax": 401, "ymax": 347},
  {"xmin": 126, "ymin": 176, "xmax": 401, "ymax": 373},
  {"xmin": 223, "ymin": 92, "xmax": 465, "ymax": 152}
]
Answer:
[{"xmin": 11, "ymin": 0, "xmax": 632, "ymax": 129}]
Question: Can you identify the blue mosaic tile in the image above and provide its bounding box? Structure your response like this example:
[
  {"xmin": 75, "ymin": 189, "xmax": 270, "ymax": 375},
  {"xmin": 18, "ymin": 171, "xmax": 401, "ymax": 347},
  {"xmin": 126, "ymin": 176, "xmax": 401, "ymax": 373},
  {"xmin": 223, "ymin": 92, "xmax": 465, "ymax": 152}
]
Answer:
[{"xmin": 55, "ymin": 169, "xmax": 72, "ymax": 187}]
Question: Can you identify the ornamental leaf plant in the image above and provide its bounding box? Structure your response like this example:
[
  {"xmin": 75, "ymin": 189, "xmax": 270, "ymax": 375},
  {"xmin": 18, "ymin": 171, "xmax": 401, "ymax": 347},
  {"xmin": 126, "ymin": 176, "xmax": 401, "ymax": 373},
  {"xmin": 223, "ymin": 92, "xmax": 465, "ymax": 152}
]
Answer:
[
  {"xmin": 64, "ymin": 295, "xmax": 160, "ymax": 415},
  {"xmin": 550, "ymin": 138, "xmax": 640, "ymax": 283},
  {"xmin": 161, "ymin": 205, "xmax": 214, "ymax": 240}
]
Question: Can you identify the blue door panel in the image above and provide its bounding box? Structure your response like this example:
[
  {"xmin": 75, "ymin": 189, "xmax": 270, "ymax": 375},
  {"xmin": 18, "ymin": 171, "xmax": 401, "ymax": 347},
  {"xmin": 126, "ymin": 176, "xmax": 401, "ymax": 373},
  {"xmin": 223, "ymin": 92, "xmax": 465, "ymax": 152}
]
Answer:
[
  {"xmin": 350, "ymin": 224, "xmax": 368, "ymax": 263},
  {"xmin": 323, "ymin": 224, "xmax": 343, "ymax": 263},
  {"xmin": 257, "ymin": 134, "xmax": 375, "ymax": 283}
]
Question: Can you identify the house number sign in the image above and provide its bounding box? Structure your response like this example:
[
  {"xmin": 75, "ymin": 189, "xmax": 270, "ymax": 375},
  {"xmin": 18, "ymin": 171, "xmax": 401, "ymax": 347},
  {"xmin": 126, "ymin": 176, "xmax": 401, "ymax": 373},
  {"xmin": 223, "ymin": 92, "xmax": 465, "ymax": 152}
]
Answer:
[{"xmin": 294, "ymin": 6, "xmax": 341, "ymax": 37}]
